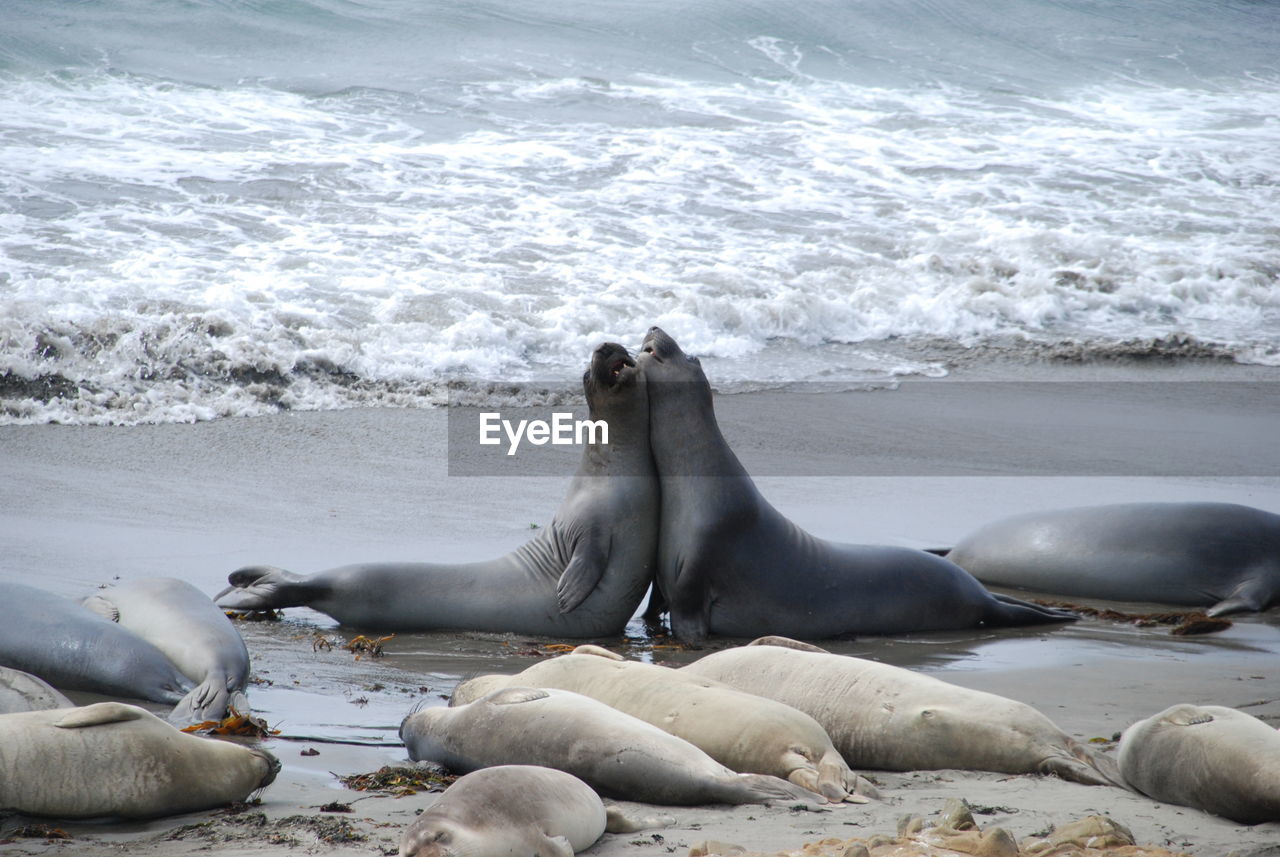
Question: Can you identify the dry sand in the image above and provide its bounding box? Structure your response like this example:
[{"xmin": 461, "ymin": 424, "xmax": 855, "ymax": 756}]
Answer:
[{"xmin": 1, "ymin": 366, "xmax": 1278, "ymax": 856}]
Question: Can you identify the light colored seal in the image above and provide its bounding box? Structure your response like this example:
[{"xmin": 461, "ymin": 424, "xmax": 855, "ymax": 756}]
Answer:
[
  {"xmin": 401, "ymin": 686, "xmax": 816, "ymax": 806},
  {"xmin": 943, "ymin": 502, "xmax": 1280, "ymax": 616},
  {"xmin": 451, "ymin": 645, "xmax": 872, "ymax": 802},
  {"xmin": 0, "ymin": 701, "xmax": 279, "ymax": 818},
  {"xmin": 0, "ymin": 582, "xmax": 194, "ymax": 710},
  {"xmin": 1118, "ymin": 703, "xmax": 1280, "ymax": 825},
  {"xmin": 636, "ymin": 326, "xmax": 1074, "ymax": 643},
  {"xmin": 681, "ymin": 637, "xmax": 1122, "ymax": 787},
  {"xmin": 216, "ymin": 343, "xmax": 658, "ymax": 637},
  {"xmin": 399, "ymin": 765, "xmax": 672, "ymax": 857},
  {"xmin": 0, "ymin": 666, "xmax": 73, "ymax": 714},
  {"xmin": 82, "ymin": 577, "xmax": 251, "ymax": 724}
]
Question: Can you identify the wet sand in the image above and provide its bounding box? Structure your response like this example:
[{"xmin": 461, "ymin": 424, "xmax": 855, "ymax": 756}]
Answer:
[{"xmin": 1, "ymin": 365, "xmax": 1279, "ymax": 855}]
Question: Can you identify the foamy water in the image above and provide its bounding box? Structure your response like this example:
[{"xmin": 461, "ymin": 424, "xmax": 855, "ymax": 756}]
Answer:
[{"xmin": 2, "ymin": 0, "xmax": 1278, "ymax": 424}]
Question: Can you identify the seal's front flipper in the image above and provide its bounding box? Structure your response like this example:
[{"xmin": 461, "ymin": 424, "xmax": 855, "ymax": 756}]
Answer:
[
  {"xmin": 168, "ymin": 674, "xmax": 235, "ymax": 726},
  {"xmin": 215, "ymin": 566, "xmax": 309, "ymax": 611},
  {"xmin": 79, "ymin": 594, "xmax": 121, "ymax": 622},
  {"xmin": 536, "ymin": 834, "xmax": 575, "ymax": 857},
  {"xmin": 747, "ymin": 636, "xmax": 831, "ymax": 654},
  {"xmin": 55, "ymin": 702, "xmax": 149, "ymax": 729},
  {"xmin": 1207, "ymin": 575, "xmax": 1268, "ymax": 616},
  {"xmin": 556, "ymin": 536, "xmax": 609, "ymax": 613},
  {"xmin": 987, "ymin": 593, "xmax": 1077, "ymax": 627},
  {"xmin": 604, "ymin": 805, "xmax": 676, "ymax": 833}
]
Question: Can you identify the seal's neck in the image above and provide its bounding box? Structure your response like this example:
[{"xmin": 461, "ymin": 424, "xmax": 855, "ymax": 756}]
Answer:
[{"xmin": 648, "ymin": 386, "xmax": 749, "ymax": 479}]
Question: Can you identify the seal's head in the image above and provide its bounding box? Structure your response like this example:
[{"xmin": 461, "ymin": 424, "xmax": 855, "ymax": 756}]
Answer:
[
  {"xmin": 399, "ymin": 818, "xmax": 464, "ymax": 857},
  {"xmin": 582, "ymin": 341, "xmax": 647, "ymax": 431},
  {"xmin": 638, "ymin": 326, "xmax": 711, "ymax": 410}
]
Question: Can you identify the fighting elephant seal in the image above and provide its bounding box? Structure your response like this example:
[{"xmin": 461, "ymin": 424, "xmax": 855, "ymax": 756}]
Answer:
[
  {"xmin": 1118, "ymin": 703, "xmax": 1280, "ymax": 825},
  {"xmin": 942, "ymin": 502, "xmax": 1280, "ymax": 616},
  {"xmin": 399, "ymin": 765, "xmax": 672, "ymax": 857},
  {"xmin": 216, "ymin": 343, "xmax": 658, "ymax": 636},
  {"xmin": 451, "ymin": 645, "xmax": 872, "ymax": 802},
  {"xmin": 682, "ymin": 637, "xmax": 1121, "ymax": 787},
  {"xmin": 636, "ymin": 327, "xmax": 1074, "ymax": 643},
  {"xmin": 0, "ymin": 702, "xmax": 279, "ymax": 818},
  {"xmin": 401, "ymin": 687, "xmax": 816, "ymax": 806},
  {"xmin": 0, "ymin": 583, "xmax": 194, "ymax": 709},
  {"xmin": 82, "ymin": 577, "xmax": 251, "ymax": 723},
  {"xmin": 0, "ymin": 667, "xmax": 72, "ymax": 714}
]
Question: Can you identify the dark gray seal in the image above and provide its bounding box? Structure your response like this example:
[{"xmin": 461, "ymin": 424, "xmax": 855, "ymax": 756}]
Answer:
[
  {"xmin": 942, "ymin": 502, "xmax": 1280, "ymax": 615},
  {"xmin": 215, "ymin": 343, "xmax": 657, "ymax": 636},
  {"xmin": 0, "ymin": 582, "xmax": 194, "ymax": 708},
  {"xmin": 636, "ymin": 326, "xmax": 1073, "ymax": 643}
]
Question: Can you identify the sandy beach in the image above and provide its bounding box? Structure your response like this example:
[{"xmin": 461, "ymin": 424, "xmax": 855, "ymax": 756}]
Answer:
[{"xmin": 2, "ymin": 363, "xmax": 1279, "ymax": 856}]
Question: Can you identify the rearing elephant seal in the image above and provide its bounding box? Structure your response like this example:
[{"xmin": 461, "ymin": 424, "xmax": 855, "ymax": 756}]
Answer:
[
  {"xmin": 0, "ymin": 582, "xmax": 194, "ymax": 708},
  {"xmin": 82, "ymin": 577, "xmax": 251, "ymax": 724},
  {"xmin": 399, "ymin": 765, "xmax": 671, "ymax": 857},
  {"xmin": 636, "ymin": 326, "xmax": 1074, "ymax": 642},
  {"xmin": 943, "ymin": 502, "xmax": 1280, "ymax": 615},
  {"xmin": 401, "ymin": 686, "xmax": 817, "ymax": 806},
  {"xmin": 451, "ymin": 645, "xmax": 872, "ymax": 802},
  {"xmin": 0, "ymin": 702, "xmax": 279, "ymax": 818},
  {"xmin": 1118, "ymin": 703, "xmax": 1280, "ymax": 825},
  {"xmin": 217, "ymin": 343, "xmax": 658, "ymax": 636},
  {"xmin": 682, "ymin": 637, "xmax": 1122, "ymax": 787}
]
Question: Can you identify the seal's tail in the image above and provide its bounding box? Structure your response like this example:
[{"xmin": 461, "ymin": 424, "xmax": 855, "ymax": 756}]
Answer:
[
  {"xmin": 214, "ymin": 565, "xmax": 308, "ymax": 611},
  {"xmin": 1041, "ymin": 743, "xmax": 1127, "ymax": 788},
  {"xmin": 714, "ymin": 773, "xmax": 826, "ymax": 807},
  {"xmin": 984, "ymin": 592, "xmax": 1077, "ymax": 627}
]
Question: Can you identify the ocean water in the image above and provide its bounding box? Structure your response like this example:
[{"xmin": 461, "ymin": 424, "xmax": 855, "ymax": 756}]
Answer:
[{"xmin": 2, "ymin": 0, "xmax": 1279, "ymax": 424}]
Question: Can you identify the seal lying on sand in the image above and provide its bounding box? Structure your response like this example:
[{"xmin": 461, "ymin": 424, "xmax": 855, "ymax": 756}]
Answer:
[
  {"xmin": 452, "ymin": 645, "xmax": 872, "ymax": 802},
  {"xmin": 1118, "ymin": 703, "xmax": 1280, "ymax": 824},
  {"xmin": 399, "ymin": 765, "xmax": 672, "ymax": 857},
  {"xmin": 0, "ymin": 666, "xmax": 72, "ymax": 714},
  {"xmin": 682, "ymin": 637, "xmax": 1121, "ymax": 787},
  {"xmin": 636, "ymin": 326, "xmax": 1074, "ymax": 643},
  {"xmin": 401, "ymin": 687, "xmax": 816, "ymax": 806},
  {"xmin": 942, "ymin": 502, "xmax": 1280, "ymax": 616},
  {"xmin": 0, "ymin": 582, "xmax": 193, "ymax": 711},
  {"xmin": 82, "ymin": 577, "xmax": 251, "ymax": 723},
  {"xmin": 0, "ymin": 702, "xmax": 279, "ymax": 818},
  {"xmin": 216, "ymin": 343, "xmax": 658, "ymax": 636}
]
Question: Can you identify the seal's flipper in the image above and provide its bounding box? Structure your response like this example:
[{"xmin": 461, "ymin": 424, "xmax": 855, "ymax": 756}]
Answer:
[
  {"xmin": 168, "ymin": 675, "xmax": 232, "ymax": 726},
  {"xmin": 556, "ymin": 536, "xmax": 609, "ymax": 614},
  {"xmin": 717, "ymin": 773, "xmax": 826, "ymax": 807},
  {"xmin": 55, "ymin": 702, "xmax": 149, "ymax": 729},
  {"xmin": 1040, "ymin": 748, "xmax": 1126, "ymax": 788},
  {"xmin": 604, "ymin": 806, "xmax": 676, "ymax": 834},
  {"xmin": 215, "ymin": 566, "xmax": 309, "ymax": 611},
  {"xmin": 79, "ymin": 594, "xmax": 120, "ymax": 622},
  {"xmin": 747, "ymin": 636, "xmax": 831, "ymax": 653},
  {"xmin": 985, "ymin": 594, "xmax": 1077, "ymax": 627},
  {"xmin": 484, "ymin": 687, "xmax": 550, "ymax": 706},
  {"xmin": 1207, "ymin": 575, "xmax": 1269, "ymax": 616},
  {"xmin": 536, "ymin": 834, "xmax": 575, "ymax": 857},
  {"xmin": 570, "ymin": 644, "xmax": 624, "ymax": 660}
]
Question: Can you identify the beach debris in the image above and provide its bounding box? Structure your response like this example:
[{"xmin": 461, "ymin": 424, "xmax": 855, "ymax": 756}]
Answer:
[
  {"xmin": 319, "ymin": 801, "xmax": 352, "ymax": 813},
  {"xmin": 312, "ymin": 633, "xmax": 334, "ymax": 652},
  {"xmin": 1032, "ymin": 601, "xmax": 1232, "ymax": 635},
  {"xmin": 337, "ymin": 764, "xmax": 457, "ymax": 797},
  {"xmin": 301, "ymin": 748, "xmax": 320, "ymax": 756},
  {"xmin": 181, "ymin": 707, "xmax": 279, "ymax": 738},
  {"xmin": 344, "ymin": 634, "xmax": 395, "ymax": 658},
  {"xmin": 689, "ymin": 841, "xmax": 747, "ymax": 857},
  {"xmin": 224, "ymin": 609, "xmax": 282, "ymax": 622},
  {"xmin": 1, "ymin": 824, "xmax": 71, "ymax": 842}
]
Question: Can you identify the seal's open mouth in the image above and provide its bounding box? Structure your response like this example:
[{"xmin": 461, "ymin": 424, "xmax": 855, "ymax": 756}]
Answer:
[{"xmin": 610, "ymin": 355, "xmax": 636, "ymax": 381}]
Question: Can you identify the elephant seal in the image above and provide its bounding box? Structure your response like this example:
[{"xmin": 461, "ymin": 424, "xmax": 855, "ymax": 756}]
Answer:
[
  {"xmin": 0, "ymin": 667, "xmax": 73, "ymax": 714},
  {"xmin": 942, "ymin": 502, "xmax": 1280, "ymax": 616},
  {"xmin": 0, "ymin": 702, "xmax": 279, "ymax": 818},
  {"xmin": 399, "ymin": 765, "xmax": 672, "ymax": 857},
  {"xmin": 82, "ymin": 577, "xmax": 251, "ymax": 724},
  {"xmin": 682, "ymin": 637, "xmax": 1122, "ymax": 787},
  {"xmin": 0, "ymin": 582, "xmax": 194, "ymax": 709},
  {"xmin": 636, "ymin": 326, "xmax": 1074, "ymax": 642},
  {"xmin": 1118, "ymin": 703, "xmax": 1280, "ymax": 824},
  {"xmin": 401, "ymin": 686, "xmax": 817, "ymax": 806},
  {"xmin": 216, "ymin": 342, "xmax": 658, "ymax": 636},
  {"xmin": 451, "ymin": 645, "xmax": 872, "ymax": 802}
]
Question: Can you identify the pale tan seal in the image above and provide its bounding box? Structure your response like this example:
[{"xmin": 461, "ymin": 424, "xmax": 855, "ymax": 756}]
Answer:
[
  {"xmin": 82, "ymin": 577, "xmax": 251, "ymax": 724},
  {"xmin": 0, "ymin": 666, "xmax": 73, "ymax": 714},
  {"xmin": 0, "ymin": 702, "xmax": 279, "ymax": 818},
  {"xmin": 1118, "ymin": 703, "xmax": 1280, "ymax": 824},
  {"xmin": 399, "ymin": 765, "xmax": 672, "ymax": 857},
  {"xmin": 401, "ymin": 686, "xmax": 815, "ymax": 806},
  {"xmin": 681, "ymin": 637, "xmax": 1121, "ymax": 787},
  {"xmin": 451, "ymin": 645, "xmax": 873, "ymax": 802}
]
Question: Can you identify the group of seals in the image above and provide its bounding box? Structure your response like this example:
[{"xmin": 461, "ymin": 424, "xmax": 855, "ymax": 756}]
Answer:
[
  {"xmin": 401, "ymin": 686, "xmax": 815, "ymax": 807},
  {"xmin": 451, "ymin": 644, "xmax": 874, "ymax": 802},
  {"xmin": 0, "ymin": 701, "xmax": 279, "ymax": 818},
  {"xmin": 216, "ymin": 342, "xmax": 659, "ymax": 637}
]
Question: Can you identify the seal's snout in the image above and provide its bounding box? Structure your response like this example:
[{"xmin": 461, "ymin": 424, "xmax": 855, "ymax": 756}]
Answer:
[
  {"xmin": 590, "ymin": 342, "xmax": 636, "ymax": 387},
  {"xmin": 254, "ymin": 749, "xmax": 282, "ymax": 789}
]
